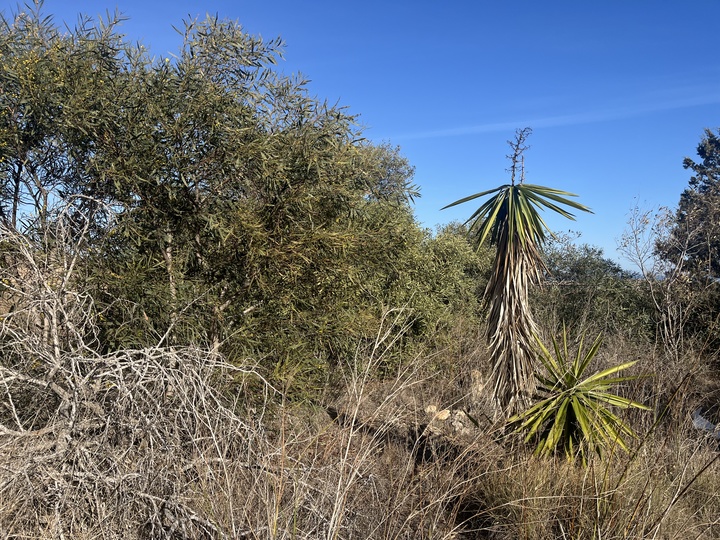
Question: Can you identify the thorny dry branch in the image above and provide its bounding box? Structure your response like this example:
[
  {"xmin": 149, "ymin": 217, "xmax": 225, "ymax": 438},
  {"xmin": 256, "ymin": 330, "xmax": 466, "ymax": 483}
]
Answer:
[{"xmin": 0, "ymin": 207, "xmax": 269, "ymax": 539}]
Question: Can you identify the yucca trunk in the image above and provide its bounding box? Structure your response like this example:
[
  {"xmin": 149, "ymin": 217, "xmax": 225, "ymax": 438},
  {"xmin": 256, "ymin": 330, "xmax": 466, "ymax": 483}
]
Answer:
[{"xmin": 485, "ymin": 224, "xmax": 543, "ymax": 414}]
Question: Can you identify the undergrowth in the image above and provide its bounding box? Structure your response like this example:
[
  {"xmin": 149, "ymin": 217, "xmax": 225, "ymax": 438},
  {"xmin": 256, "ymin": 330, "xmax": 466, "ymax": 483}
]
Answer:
[{"xmin": 1, "ymin": 218, "xmax": 719, "ymax": 539}]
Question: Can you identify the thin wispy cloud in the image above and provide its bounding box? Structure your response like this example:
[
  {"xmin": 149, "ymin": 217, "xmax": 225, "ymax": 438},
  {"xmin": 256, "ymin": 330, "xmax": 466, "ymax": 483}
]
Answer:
[{"xmin": 388, "ymin": 86, "xmax": 720, "ymax": 141}]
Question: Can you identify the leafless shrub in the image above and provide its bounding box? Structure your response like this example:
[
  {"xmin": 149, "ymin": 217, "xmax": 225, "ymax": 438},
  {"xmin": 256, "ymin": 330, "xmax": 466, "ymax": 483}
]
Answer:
[
  {"xmin": 618, "ymin": 203, "xmax": 716, "ymax": 361},
  {"xmin": 0, "ymin": 345, "xmax": 265, "ymax": 539},
  {"xmin": 0, "ymin": 206, "xmax": 268, "ymax": 538},
  {"xmin": 0, "ymin": 206, "xmax": 497, "ymax": 539}
]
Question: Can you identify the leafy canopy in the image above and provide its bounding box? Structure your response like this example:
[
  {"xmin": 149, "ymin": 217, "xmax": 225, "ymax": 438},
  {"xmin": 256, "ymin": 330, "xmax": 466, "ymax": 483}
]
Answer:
[{"xmin": 0, "ymin": 4, "xmax": 490, "ymax": 395}]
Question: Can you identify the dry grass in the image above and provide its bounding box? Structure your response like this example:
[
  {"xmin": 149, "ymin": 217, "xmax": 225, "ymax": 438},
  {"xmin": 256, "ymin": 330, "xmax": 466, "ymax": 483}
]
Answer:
[{"xmin": 1, "ymin": 214, "xmax": 720, "ymax": 539}]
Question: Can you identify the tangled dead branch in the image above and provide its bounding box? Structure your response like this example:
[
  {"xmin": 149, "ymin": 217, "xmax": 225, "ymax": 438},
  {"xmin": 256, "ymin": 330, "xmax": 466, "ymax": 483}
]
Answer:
[
  {"xmin": 0, "ymin": 344, "xmax": 266, "ymax": 539},
  {"xmin": 0, "ymin": 211, "xmax": 268, "ymax": 539}
]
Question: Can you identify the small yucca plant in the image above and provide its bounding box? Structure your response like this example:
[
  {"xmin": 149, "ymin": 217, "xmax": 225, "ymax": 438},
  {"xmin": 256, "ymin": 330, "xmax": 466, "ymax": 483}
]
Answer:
[{"xmin": 509, "ymin": 329, "xmax": 650, "ymax": 462}]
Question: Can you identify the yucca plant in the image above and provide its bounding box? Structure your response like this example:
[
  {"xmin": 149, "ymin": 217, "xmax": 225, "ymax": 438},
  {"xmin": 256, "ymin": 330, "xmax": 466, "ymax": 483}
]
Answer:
[
  {"xmin": 509, "ymin": 329, "xmax": 650, "ymax": 462},
  {"xmin": 443, "ymin": 128, "xmax": 592, "ymax": 414}
]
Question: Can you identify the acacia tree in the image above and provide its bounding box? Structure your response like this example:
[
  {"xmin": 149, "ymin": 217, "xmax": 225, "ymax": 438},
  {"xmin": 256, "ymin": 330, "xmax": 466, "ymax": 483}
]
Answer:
[
  {"xmin": 3, "ymin": 6, "xmax": 481, "ymax": 394},
  {"xmin": 0, "ymin": 5, "xmax": 127, "ymax": 232},
  {"xmin": 444, "ymin": 128, "xmax": 592, "ymax": 414}
]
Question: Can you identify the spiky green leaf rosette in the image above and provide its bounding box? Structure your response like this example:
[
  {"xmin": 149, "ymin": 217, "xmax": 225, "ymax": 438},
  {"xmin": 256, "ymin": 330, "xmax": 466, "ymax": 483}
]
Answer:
[{"xmin": 509, "ymin": 329, "xmax": 650, "ymax": 462}]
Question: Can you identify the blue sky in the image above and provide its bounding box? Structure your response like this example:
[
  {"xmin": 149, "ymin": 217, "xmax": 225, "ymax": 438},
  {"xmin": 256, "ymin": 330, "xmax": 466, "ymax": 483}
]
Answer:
[{"xmin": 7, "ymin": 1, "xmax": 720, "ymax": 265}]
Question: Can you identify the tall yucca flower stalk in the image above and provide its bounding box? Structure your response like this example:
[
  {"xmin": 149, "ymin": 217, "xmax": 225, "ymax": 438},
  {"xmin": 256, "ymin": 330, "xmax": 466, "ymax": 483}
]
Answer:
[{"xmin": 443, "ymin": 128, "xmax": 592, "ymax": 415}]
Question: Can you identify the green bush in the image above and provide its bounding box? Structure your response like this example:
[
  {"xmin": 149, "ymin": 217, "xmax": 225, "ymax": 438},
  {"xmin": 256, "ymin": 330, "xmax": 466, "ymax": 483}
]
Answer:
[{"xmin": 534, "ymin": 235, "xmax": 654, "ymax": 339}]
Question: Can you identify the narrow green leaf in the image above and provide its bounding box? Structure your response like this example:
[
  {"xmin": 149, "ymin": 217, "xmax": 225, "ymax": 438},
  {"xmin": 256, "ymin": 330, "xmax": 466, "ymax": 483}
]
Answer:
[
  {"xmin": 440, "ymin": 185, "xmax": 506, "ymax": 210},
  {"xmin": 583, "ymin": 361, "xmax": 639, "ymax": 385}
]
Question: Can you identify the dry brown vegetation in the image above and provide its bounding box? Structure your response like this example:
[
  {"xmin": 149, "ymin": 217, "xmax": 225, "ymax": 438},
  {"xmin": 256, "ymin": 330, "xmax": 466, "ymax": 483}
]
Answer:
[{"xmin": 1, "ymin": 216, "xmax": 719, "ymax": 539}]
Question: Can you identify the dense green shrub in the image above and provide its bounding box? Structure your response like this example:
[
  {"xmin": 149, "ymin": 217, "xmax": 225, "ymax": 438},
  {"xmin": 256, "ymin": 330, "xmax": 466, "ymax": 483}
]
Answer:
[
  {"xmin": 534, "ymin": 234, "xmax": 654, "ymax": 340},
  {"xmin": 0, "ymin": 6, "xmax": 490, "ymax": 395}
]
